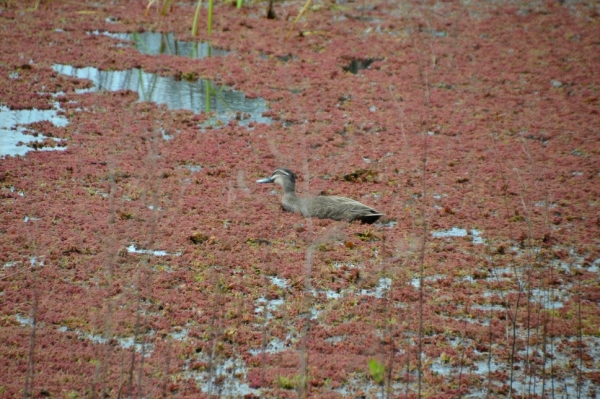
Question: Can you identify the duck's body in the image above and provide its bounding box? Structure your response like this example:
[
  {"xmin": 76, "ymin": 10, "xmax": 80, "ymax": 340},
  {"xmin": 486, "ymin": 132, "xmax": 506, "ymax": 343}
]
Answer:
[{"xmin": 257, "ymin": 168, "xmax": 383, "ymax": 223}]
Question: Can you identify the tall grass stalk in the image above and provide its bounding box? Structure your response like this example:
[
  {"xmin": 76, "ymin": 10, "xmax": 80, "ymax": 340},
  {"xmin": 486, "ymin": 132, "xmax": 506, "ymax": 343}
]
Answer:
[
  {"xmin": 160, "ymin": 0, "xmax": 173, "ymax": 16},
  {"xmin": 576, "ymin": 277, "xmax": 583, "ymax": 398},
  {"xmin": 299, "ymin": 245, "xmax": 314, "ymax": 399},
  {"xmin": 404, "ymin": 2, "xmax": 442, "ymax": 394},
  {"xmin": 126, "ymin": 291, "xmax": 143, "ymax": 395},
  {"xmin": 286, "ymin": 0, "xmax": 312, "ymax": 41},
  {"xmin": 508, "ymin": 134, "xmax": 557, "ymax": 397},
  {"xmin": 23, "ymin": 190, "xmax": 45, "ymax": 398},
  {"xmin": 485, "ymin": 292, "xmax": 494, "ymax": 397},
  {"xmin": 415, "ymin": 102, "xmax": 429, "ymax": 399},
  {"xmin": 161, "ymin": 343, "xmax": 172, "ymax": 397},
  {"xmin": 92, "ymin": 157, "xmax": 119, "ymax": 397},
  {"xmin": 207, "ymin": 266, "xmax": 225, "ymax": 396},
  {"xmin": 408, "ymin": 27, "xmax": 432, "ymax": 399},
  {"xmin": 191, "ymin": 0, "xmax": 203, "ymax": 37},
  {"xmin": 207, "ymin": 0, "xmax": 214, "ymax": 36},
  {"xmin": 23, "ymin": 280, "xmax": 38, "ymax": 398},
  {"xmin": 298, "ymin": 147, "xmax": 317, "ymax": 398},
  {"xmin": 259, "ymin": 274, "xmax": 269, "ymax": 399},
  {"xmin": 383, "ymin": 280, "xmax": 396, "ymax": 399},
  {"xmin": 509, "ymin": 289, "xmax": 526, "ymax": 393},
  {"xmin": 457, "ymin": 317, "xmax": 468, "ymax": 396},
  {"xmin": 145, "ymin": 0, "xmax": 158, "ymax": 16},
  {"xmin": 549, "ymin": 273, "xmax": 557, "ymax": 397}
]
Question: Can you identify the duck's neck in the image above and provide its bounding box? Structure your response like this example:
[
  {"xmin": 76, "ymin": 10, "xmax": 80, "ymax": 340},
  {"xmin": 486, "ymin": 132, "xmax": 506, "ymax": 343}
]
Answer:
[
  {"xmin": 281, "ymin": 180, "xmax": 297, "ymax": 195},
  {"xmin": 281, "ymin": 182, "xmax": 302, "ymax": 213}
]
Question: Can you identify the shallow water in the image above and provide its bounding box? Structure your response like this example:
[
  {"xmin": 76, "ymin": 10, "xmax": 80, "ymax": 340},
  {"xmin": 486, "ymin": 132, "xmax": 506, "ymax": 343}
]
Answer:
[
  {"xmin": 431, "ymin": 227, "xmax": 484, "ymax": 244},
  {"xmin": 0, "ymin": 105, "xmax": 68, "ymax": 157},
  {"xmin": 52, "ymin": 64, "xmax": 272, "ymax": 126},
  {"xmin": 90, "ymin": 30, "xmax": 229, "ymax": 59}
]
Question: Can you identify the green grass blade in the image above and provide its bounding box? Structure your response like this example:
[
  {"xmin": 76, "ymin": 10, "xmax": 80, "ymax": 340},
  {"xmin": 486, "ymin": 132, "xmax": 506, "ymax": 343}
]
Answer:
[
  {"xmin": 207, "ymin": 0, "xmax": 213, "ymax": 36},
  {"xmin": 191, "ymin": 0, "xmax": 203, "ymax": 37},
  {"xmin": 160, "ymin": 0, "xmax": 172, "ymax": 16},
  {"xmin": 287, "ymin": 0, "xmax": 312, "ymax": 40}
]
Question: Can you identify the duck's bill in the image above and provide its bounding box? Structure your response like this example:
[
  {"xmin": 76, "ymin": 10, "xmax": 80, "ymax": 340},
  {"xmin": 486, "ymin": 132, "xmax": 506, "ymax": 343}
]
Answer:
[{"xmin": 256, "ymin": 177, "xmax": 274, "ymax": 183}]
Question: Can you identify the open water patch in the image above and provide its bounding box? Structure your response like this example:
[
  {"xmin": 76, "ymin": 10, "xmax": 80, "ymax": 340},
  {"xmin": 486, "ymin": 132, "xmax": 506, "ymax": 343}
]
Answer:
[
  {"xmin": 431, "ymin": 227, "xmax": 484, "ymax": 244},
  {"xmin": 15, "ymin": 313, "xmax": 35, "ymax": 327},
  {"xmin": 255, "ymin": 296, "xmax": 284, "ymax": 320},
  {"xmin": 57, "ymin": 326, "xmax": 155, "ymax": 355},
  {"xmin": 14, "ymin": 314, "xmax": 154, "ymax": 355},
  {"xmin": 360, "ymin": 277, "xmax": 392, "ymax": 298},
  {"xmin": 90, "ymin": 31, "xmax": 228, "ymax": 59},
  {"xmin": 52, "ymin": 64, "xmax": 271, "ymax": 127},
  {"xmin": 248, "ymin": 335, "xmax": 292, "ymax": 356},
  {"xmin": 0, "ymin": 105, "xmax": 68, "ymax": 157},
  {"xmin": 183, "ymin": 352, "xmax": 258, "ymax": 397},
  {"xmin": 127, "ymin": 244, "xmax": 181, "ymax": 257}
]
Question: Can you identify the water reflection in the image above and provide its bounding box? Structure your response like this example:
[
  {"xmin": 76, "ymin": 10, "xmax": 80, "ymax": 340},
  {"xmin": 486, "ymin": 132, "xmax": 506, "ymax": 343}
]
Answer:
[
  {"xmin": 52, "ymin": 64, "xmax": 271, "ymax": 126},
  {"xmin": 90, "ymin": 31, "xmax": 228, "ymax": 59}
]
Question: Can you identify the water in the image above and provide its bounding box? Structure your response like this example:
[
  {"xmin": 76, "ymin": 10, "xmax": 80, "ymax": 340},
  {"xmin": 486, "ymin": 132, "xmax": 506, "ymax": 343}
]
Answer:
[
  {"xmin": 248, "ymin": 337, "xmax": 289, "ymax": 356},
  {"xmin": 268, "ymin": 275, "xmax": 288, "ymax": 289},
  {"xmin": 126, "ymin": 244, "xmax": 180, "ymax": 257},
  {"xmin": 52, "ymin": 64, "xmax": 272, "ymax": 126},
  {"xmin": 360, "ymin": 277, "xmax": 392, "ymax": 298},
  {"xmin": 57, "ymin": 326, "xmax": 155, "ymax": 355},
  {"xmin": 431, "ymin": 227, "xmax": 484, "ymax": 244},
  {"xmin": 410, "ymin": 274, "xmax": 444, "ymax": 289},
  {"xmin": 90, "ymin": 30, "xmax": 229, "ymax": 59},
  {"xmin": 377, "ymin": 219, "xmax": 398, "ymax": 228},
  {"xmin": 254, "ymin": 296, "xmax": 284, "ymax": 319},
  {"xmin": 179, "ymin": 163, "xmax": 203, "ymax": 173},
  {"xmin": 15, "ymin": 314, "xmax": 34, "ymax": 327},
  {"xmin": 183, "ymin": 352, "xmax": 259, "ymax": 397},
  {"xmin": 0, "ymin": 105, "xmax": 68, "ymax": 157}
]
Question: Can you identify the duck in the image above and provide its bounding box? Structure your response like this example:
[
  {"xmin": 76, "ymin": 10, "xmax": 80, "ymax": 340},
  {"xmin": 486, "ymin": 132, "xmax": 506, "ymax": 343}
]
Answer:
[{"xmin": 256, "ymin": 168, "xmax": 384, "ymax": 223}]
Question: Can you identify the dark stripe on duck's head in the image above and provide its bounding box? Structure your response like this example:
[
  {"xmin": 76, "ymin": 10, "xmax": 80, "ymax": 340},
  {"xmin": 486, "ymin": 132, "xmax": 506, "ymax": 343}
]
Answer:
[
  {"xmin": 273, "ymin": 168, "xmax": 297, "ymax": 182},
  {"xmin": 256, "ymin": 168, "xmax": 297, "ymax": 184}
]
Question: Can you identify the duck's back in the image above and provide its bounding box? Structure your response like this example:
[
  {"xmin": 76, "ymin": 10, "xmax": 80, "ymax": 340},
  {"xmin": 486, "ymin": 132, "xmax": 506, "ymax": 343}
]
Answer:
[{"xmin": 302, "ymin": 195, "xmax": 382, "ymax": 223}]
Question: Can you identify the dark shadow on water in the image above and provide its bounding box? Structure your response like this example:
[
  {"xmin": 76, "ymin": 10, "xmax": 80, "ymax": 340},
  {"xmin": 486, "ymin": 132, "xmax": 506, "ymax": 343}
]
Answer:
[
  {"xmin": 90, "ymin": 31, "xmax": 229, "ymax": 59},
  {"xmin": 52, "ymin": 64, "xmax": 272, "ymax": 127}
]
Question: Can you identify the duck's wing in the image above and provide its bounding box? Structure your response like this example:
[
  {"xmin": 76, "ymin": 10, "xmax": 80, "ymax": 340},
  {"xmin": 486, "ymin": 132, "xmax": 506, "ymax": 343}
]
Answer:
[{"xmin": 308, "ymin": 196, "xmax": 384, "ymax": 222}]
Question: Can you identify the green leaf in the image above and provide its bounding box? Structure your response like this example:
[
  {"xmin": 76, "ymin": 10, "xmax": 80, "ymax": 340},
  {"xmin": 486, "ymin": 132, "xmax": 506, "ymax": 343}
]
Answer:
[{"xmin": 368, "ymin": 359, "xmax": 385, "ymax": 384}]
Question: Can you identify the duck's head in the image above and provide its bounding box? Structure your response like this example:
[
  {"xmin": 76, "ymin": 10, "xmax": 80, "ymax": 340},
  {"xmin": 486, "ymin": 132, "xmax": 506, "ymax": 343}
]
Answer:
[{"xmin": 256, "ymin": 168, "xmax": 297, "ymax": 189}]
